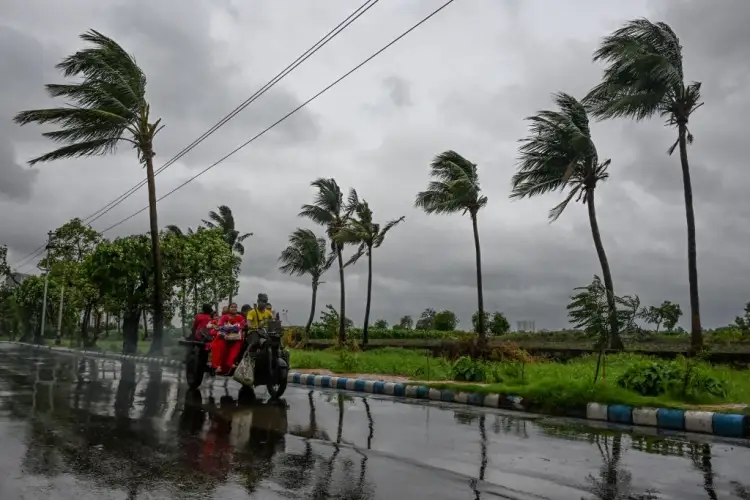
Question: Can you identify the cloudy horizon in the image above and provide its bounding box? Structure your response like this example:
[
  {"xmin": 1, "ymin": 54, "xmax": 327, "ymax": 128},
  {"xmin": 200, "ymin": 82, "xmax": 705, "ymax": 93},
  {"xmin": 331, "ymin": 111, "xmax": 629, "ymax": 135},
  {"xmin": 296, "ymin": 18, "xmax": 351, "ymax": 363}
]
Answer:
[{"xmin": 1, "ymin": 0, "xmax": 748, "ymax": 331}]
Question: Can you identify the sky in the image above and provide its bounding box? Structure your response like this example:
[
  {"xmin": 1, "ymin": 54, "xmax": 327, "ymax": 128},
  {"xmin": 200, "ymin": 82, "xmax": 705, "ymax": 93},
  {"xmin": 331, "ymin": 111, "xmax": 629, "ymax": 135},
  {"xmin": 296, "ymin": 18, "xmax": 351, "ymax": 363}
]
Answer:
[{"xmin": 1, "ymin": 0, "xmax": 748, "ymax": 331}]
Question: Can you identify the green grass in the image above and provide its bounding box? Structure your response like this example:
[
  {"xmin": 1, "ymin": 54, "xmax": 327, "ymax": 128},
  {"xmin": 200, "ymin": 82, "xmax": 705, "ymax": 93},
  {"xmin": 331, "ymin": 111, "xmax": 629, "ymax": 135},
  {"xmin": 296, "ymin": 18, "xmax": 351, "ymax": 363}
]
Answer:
[{"xmin": 289, "ymin": 348, "xmax": 750, "ymax": 413}]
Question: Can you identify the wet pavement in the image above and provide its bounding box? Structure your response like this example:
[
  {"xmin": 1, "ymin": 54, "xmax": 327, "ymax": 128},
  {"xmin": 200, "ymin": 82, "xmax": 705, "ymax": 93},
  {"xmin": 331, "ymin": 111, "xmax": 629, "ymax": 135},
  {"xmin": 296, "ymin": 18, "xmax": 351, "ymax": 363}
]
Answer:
[{"xmin": 1, "ymin": 344, "xmax": 750, "ymax": 499}]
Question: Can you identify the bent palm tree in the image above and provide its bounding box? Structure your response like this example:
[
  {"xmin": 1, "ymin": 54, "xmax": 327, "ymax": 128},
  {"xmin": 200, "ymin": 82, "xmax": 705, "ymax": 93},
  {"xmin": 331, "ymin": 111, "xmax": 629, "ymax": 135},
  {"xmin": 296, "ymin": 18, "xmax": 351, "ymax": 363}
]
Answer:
[
  {"xmin": 336, "ymin": 191, "xmax": 404, "ymax": 346},
  {"xmin": 202, "ymin": 205, "xmax": 252, "ymax": 303},
  {"xmin": 202, "ymin": 205, "xmax": 253, "ymax": 255},
  {"xmin": 14, "ymin": 30, "xmax": 167, "ymax": 355},
  {"xmin": 278, "ymin": 229, "xmax": 332, "ymax": 337},
  {"xmin": 299, "ymin": 178, "xmax": 352, "ymax": 345},
  {"xmin": 512, "ymin": 92, "xmax": 622, "ymax": 349},
  {"xmin": 415, "ymin": 151, "xmax": 488, "ymax": 342},
  {"xmin": 584, "ymin": 19, "xmax": 704, "ymax": 351}
]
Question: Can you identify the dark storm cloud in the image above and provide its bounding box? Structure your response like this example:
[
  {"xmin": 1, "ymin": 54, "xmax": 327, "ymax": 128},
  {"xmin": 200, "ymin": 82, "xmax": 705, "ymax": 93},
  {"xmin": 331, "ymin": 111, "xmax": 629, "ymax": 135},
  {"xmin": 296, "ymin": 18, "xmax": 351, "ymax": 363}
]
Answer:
[{"xmin": 2, "ymin": 0, "xmax": 749, "ymax": 330}]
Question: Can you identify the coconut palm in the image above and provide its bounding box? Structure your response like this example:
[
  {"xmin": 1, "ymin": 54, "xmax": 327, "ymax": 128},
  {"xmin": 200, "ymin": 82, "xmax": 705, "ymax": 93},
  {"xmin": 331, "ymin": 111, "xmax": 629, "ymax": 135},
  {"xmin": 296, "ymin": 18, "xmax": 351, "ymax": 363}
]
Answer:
[
  {"xmin": 202, "ymin": 205, "xmax": 252, "ymax": 304},
  {"xmin": 202, "ymin": 205, "xmax": 253, "ymax": 255},
  {"xmin": 335, "ymin": 190, "xmax": 404, "ymax": 346},
  {"xmin": 415, "ymin": 151, "xmax": 488, "ymax": 342},
  {"xmin": 299, "ymin": 178, "xmax": 352, "ymax": 345},
  {"xmin": 13, "ymin": 30, "xmax": 168, "ymax": 354},
  {"xmin": 512, "ymin": 92, "xmax": 622, "ymax": 349},
  {"xmin": 278, "ymin": 229, "xmax": 332, "ymax": 337},
  {"xmin": 584, "ymin": 19, "xmax": 704, "ymax": 350}
]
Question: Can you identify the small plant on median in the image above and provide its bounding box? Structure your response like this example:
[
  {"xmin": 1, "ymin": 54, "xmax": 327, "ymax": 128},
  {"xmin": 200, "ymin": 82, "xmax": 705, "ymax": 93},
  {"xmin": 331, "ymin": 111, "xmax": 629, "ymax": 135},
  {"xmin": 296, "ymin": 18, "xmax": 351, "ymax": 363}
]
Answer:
[
  {"xmin": 452, "ymin": 356, "xmax": 484, "ymax": 382},
  {"xmin": 617, "ymin": 359, "xmax": 727, "ymax": 399}
]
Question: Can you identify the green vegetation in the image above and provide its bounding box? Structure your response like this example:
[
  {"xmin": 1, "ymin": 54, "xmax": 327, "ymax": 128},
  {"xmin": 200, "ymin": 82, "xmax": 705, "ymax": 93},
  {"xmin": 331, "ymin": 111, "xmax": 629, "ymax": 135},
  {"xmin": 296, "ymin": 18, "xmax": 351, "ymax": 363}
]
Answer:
[{"xmin": 290, "ymin": 348, "xmax": 750, "ymax": 412}]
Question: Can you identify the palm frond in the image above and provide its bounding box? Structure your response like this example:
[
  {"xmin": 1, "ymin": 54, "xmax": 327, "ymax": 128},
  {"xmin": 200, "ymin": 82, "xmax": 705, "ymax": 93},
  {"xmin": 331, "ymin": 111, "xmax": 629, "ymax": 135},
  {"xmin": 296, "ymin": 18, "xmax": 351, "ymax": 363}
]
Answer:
[
  {"xmin": 344, "ymin": 244, "xmax": 366, "ymax": 268},
  {"xmin": 416, "ymin": 150, "xmax": 485, "ymax": 217},
  {"xmin": 548, "ymin": 185, "xmax": 580, "ymax": 222},
  {"xmin": 25, "ymin": 138, "xmax": 121, "ymax": 165},
  {"xmin": 584, "ymin": 18, "xmax": 691, "ymax": 125},
  {"xmin": 373, "ymin": 216, "xmax": 405, "ymax": 248},
  {"xmin": 13, "ymin": 30, "xmax": 156, "ymax": 166},
  {"xmin": 299, "ymin": 204, "xmax": 334, "ymax": 226},
  {"xmin": 278, "ymin": 228, "xmax": 330, "ymax": 279}
]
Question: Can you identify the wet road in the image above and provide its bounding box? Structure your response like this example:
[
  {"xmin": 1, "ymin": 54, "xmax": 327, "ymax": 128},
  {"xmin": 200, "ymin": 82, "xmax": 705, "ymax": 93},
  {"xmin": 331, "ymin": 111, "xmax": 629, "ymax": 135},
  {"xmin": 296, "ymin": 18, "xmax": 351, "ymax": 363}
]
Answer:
[{"xmin": 1, "ymin": 345, "xmax": 750, "ymax": 499}]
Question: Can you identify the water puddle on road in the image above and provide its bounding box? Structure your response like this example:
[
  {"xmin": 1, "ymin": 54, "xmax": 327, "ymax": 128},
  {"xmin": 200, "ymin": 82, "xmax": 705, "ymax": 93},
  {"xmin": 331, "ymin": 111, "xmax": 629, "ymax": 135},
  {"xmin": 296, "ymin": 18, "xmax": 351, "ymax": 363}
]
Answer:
[{"xmin": 0, "ymin": 345, "xmax": 749, "ymax": 499}]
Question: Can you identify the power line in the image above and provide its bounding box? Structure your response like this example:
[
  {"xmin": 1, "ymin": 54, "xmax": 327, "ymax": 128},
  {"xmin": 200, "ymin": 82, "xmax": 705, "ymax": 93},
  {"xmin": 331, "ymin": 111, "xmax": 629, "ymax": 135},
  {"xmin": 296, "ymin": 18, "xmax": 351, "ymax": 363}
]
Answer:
[
  {"xmin": 82, "ymin": 0, "xmax": 380, "ymax": 227},
  {"xmin": 10, "ymin": 0, "xmax": 379, "ymax": 272},
  {"xmin": 100, "ymin": 0, "xmax": 458, "ymax": 235}
]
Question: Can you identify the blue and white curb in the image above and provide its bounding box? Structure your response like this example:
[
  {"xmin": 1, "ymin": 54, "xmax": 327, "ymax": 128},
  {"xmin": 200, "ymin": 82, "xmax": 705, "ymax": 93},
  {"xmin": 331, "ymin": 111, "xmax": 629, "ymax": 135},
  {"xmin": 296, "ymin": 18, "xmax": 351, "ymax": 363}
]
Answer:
[
  {"xmin": 288, "ymin": 372, "xmax": 750, "ymax": 440},
  {"xmin": 3, "ymin": 341, "xmax": 183, "ymax": 368}
]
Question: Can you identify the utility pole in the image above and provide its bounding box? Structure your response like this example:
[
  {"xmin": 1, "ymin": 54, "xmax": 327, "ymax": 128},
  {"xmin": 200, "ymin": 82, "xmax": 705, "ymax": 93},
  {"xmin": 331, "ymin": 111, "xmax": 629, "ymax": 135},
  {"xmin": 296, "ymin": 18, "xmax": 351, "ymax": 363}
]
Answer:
[{"xmin": 39, "ymin": 230, "xmax": 54, "ymax": 345}]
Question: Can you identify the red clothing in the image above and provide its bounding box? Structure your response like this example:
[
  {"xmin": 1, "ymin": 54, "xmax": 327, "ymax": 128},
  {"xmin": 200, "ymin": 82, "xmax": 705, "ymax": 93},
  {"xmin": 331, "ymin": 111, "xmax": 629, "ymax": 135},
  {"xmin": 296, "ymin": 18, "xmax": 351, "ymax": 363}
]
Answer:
[
  {"xmin": 211, "ymin": 313, "xmax": 246, "ymax": 373},
  {"xmin": 192, "ymin": 313, "xmax": 212, "ymax": 340},
  {"xmin": 218, "ymin": 313, "xmax": 246, "ymax": 329}
]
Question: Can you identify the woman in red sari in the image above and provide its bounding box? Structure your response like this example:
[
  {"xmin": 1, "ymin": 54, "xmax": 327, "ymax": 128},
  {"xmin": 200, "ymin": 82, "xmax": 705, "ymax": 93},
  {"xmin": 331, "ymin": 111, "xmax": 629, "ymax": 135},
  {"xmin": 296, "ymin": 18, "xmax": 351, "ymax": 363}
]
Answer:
[{"xmin": 211, "ymin": 302, "xmax": 246, "ymax": 374}]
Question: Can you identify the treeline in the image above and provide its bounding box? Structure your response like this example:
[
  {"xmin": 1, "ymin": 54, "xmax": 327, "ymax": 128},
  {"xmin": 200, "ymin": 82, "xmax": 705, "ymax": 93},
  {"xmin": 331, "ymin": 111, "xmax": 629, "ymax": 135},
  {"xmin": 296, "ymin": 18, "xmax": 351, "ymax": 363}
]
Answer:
[{"xmin": 0, "ymin": 208, "xmax": 249, "ymax": 354}]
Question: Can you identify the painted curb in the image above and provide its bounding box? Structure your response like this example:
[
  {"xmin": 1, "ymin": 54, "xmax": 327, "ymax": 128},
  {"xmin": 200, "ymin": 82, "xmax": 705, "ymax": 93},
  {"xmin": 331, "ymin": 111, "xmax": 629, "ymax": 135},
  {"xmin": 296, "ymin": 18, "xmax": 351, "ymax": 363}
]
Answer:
[
  {"xmin": 285, "ymin": 371, "xmax": 749, "ymax": 440},
  {"xmin": 3, "ymin": 341, "xmax": 183, "ymax": 369}
]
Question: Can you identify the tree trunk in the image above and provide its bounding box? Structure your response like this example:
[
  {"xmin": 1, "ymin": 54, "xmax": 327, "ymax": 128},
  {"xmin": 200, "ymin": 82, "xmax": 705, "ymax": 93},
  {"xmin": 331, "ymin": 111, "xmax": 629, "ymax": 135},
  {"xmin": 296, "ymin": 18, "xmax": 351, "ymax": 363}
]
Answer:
[
  {"xmin": 145, "ymin": 152, "xmax": 165, "ymax": 356},
  {"xmin": 122, "ymin": 309, "xmax": 140, "ymax": 354},
  {"xmin": 142, "ymin": 310, "xmax": 149, "ymax": 340},
  {"xmin": 471, "ymin": 211, "xmax": 486, "ymax": 345},
  {"xmin": 92, "ymin": 310, "xmax": 101, "ymax": 345},
  {"xmin": 180, "ymin": 281, "xmax": 187, "ymax": 338},
  {"xmin": 305, "ymin": 279, "xmax": 318, "ymax": 339},
  {"xmin": 105, "ymin": 312, "xmax": 110, "ymax": 338},
  {"xmin": 363, "ymin": 248, "xmax": 373, "ymax": 346},
  {"xmin": 586, "ymin": 188, "xmax": 623, "ymax": 350},
  {"xmin": 678, "ymin": 122, "xmax": 703, "ymax": 352},
  {"xmin": 117, "ymin": 311, "xmax": 122, "ymax": 334},
  {"xmin": 336, "ymin": 246, "xmax": 346, "ymax": 345},
  {"xmin": 80, "ymin": 304, "xmax": 92, "ymax": 347}
]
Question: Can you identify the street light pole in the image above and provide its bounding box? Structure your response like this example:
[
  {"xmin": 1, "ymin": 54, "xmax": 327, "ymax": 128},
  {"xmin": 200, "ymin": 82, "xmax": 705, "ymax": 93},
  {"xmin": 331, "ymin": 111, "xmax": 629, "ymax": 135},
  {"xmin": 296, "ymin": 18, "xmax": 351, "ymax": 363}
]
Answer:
[{"xmin": 39, "ymin": 230, "xmax": 54, "ymax": 345}]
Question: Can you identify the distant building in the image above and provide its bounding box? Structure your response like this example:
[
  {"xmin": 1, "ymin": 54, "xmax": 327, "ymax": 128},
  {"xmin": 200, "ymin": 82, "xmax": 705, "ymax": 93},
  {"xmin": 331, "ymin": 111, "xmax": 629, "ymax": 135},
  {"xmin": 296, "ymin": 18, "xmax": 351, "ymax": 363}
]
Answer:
[
  {"xmin": 516, "ymin": 320, "xmax": 536, "ymax": 333},
  {"xmin": 5, "ymin": 272, "xmax": 30, "ymax": 289}
]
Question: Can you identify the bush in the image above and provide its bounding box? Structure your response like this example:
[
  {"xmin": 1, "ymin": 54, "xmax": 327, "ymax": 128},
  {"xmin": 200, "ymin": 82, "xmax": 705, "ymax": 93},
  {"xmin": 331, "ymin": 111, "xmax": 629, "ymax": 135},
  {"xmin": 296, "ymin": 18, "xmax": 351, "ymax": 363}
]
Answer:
[
  {"xmin": 617, "ymin": 360, "xmax": 727, "ymax": 399},
  {"xmin": 617, "ymin": 361, "xmax": 682, "ymax": 396},
  {"xmin": 490, "ymin": 312, "xmax": 510, "ymax": 335},
  {"xmin": 451, "ymin": 356, "xmax": 484, "ymax": 382}
]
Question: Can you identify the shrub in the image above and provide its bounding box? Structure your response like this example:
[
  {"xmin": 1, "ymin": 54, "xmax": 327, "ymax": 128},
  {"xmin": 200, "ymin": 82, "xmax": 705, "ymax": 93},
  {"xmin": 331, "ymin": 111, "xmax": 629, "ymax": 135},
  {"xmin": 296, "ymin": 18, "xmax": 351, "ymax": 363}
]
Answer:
[
  {"xmin": 451, "ymin": 356, "xmax": 484, "ymax": 382},
  {"xmin": 617, "ymin": 360, "xmax": 727, "ymax": 399},
  {"xmin": 617, "ymin": 361, "xmax": 682, "ymax": 396}
]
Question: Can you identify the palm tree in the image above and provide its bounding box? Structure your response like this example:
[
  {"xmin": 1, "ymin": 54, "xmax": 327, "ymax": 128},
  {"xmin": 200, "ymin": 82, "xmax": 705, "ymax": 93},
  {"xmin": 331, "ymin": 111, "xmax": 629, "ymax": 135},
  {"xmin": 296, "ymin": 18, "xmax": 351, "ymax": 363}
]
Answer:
[
  {"xmin": 278, "ymin": 229, "xmax": 332, "ymax": 337},
  {"xmin": 335, "ymin": 190, "xmax": 404, "ymax": 346},
  {"xmin": 299, "ymin": 178, "xmax": 352, "ymax": 345},
  {"xmin": 512, "ymin": 92, "xmax": 622, "ymax": 350},
  {"xmin": 202, "ymin": 205, "xmax": 253, "ymax": 255},
  {"xmin": 13, "ymin": 30, "xmax": 167, "ymax": 355},
  {"xmin": 584, "ymin": 19, "xmax": 704, "ymax": 351},
  {"xmin": 202, "ymin": 205, "xmax": 252, "ymax": 304},
  {"xmin": 415, "ymin": 151, "xmax": 488, "ymax": 342}
]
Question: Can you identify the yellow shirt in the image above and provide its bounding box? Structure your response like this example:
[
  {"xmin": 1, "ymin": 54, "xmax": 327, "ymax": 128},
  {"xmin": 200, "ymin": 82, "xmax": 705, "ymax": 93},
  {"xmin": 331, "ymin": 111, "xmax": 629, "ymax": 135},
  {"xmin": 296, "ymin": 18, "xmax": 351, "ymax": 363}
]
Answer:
[{"xmin": 246, "ymin": 307, "xmax": 274, "ymax": 329}]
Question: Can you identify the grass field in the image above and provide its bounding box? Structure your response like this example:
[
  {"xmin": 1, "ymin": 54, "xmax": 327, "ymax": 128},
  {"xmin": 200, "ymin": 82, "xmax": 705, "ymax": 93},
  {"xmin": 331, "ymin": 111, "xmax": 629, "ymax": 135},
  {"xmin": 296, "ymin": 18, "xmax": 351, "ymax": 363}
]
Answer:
[{"xmin": 290, "ymin": 348, "xmax": 750, "ymax": 412}]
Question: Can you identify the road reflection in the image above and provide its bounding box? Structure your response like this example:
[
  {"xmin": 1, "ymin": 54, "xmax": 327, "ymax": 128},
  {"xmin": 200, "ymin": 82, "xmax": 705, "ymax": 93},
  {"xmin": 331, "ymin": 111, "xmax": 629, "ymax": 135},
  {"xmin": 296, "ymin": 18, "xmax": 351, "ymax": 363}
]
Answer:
[{"xmin": 1, "ymin": 348, "xmax": 749, "ymax": 500}]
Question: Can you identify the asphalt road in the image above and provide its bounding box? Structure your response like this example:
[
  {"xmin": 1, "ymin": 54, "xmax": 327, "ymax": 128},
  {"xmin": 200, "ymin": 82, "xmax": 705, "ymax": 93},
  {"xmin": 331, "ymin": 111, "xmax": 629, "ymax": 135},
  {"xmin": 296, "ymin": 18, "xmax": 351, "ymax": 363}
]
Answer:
[{"xmin": 1, "ymin": 344, "xmax": 749, "ymax": 499}]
